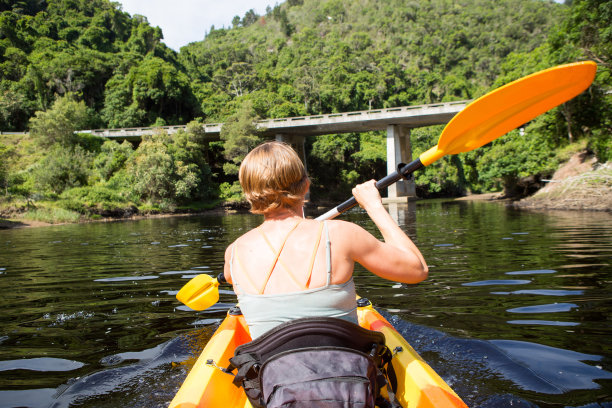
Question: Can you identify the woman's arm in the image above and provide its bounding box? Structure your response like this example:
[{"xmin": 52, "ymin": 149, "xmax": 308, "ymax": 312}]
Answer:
[
  {"xmin": 223, "ymin": 243, "xmax": 234, "ymax": 285},
  {"xmin": 345, "ymin": 180, "xmax": 428, "ymax": 283}
]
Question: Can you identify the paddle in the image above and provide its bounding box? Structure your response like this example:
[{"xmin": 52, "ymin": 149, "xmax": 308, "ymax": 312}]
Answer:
[
  {"xmin": 176, "ymin": 273, "xmax": 224, "ymax": 311},
  {"xmin": 315, "ymin": 61, "xmax": 597, "ymax": 221},
  {"xmin": 177, "ymin": 61, "xmax": 597, "ymax": 311}
]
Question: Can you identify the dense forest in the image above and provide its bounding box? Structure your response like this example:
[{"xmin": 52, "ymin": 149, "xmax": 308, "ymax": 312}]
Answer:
[{"xmin": 0, "ymin": 0, "xmax": 610, "ymax": 222}]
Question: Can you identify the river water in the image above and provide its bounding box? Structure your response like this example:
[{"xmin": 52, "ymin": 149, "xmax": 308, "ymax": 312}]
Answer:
[{"xmin": 0, "ymin": 200, "xmax": 610, "ymax": 408}]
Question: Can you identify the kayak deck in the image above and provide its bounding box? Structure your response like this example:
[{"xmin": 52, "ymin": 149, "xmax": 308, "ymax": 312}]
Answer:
[{"xmin": 170, "ymin": 301, "xmax": 467, "ymax": 408}]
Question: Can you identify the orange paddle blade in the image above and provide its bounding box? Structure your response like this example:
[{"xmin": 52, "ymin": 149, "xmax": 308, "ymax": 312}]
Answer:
[{"xmin": 420, "ymin": 61, "xmax": 597, "ymax": 166}]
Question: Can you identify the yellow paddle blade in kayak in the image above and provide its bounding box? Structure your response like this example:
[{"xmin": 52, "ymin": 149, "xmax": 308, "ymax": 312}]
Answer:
[
  {"xmin": 176, "ymin": 274, "xmax": 220, "ymax": 311},
  {"xmin": 420, "ymin": 61, "xmax": 597, "ymax": 166}
]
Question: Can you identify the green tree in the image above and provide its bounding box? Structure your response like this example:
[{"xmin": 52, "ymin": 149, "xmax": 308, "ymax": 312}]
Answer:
[
  {"xmin": 93, "ymin": 140, "xmax": 134, "ymax": 181},
  {"xmin": 127, "ymin": 132, "xmax": 175, "ymax": 203},
  {"xmin": 552, "ymin": 0, "xmax": 612, "ymax": 162},
  {"xmin": 560, "ymin": 0, "xmax": 611, "ymax": 68},
  {"xmin": 476, "ymin": 127, "xmax": 557, "ymax": 195},
  {"xmin": 220, "ymin": 100, "xmax": 264, "ymax": 176},
  {"xmin": 34, "ymin": 144, "xmax": 92, "ymax": 194},
  {"xmin": 169, "ymin": 122, "xmax": 214, "ymax": 201},
  {"xmin": 102, "ymin": 55, "xmax": 199, "ymax": 127},
  {"xmin": 127, "ymin": 123, "xmax": 214, "ymax": 204},
  {"xmin": 0, "ymin": 84, "xmax": 31, "ymax": 130},
  {"xmin": 307, "ymin": 133, "xmax": 360, "ymax": 200},
  {"xmin": 0, "ymin": 141, "xmax": 13, "ymax": 194},
  {"xmin": 28, "ymin": 95, "xmax": 93, "ymax": 147}
]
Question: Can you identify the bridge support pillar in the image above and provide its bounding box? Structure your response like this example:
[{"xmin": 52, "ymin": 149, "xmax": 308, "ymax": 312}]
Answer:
[{"xmin": 386, "ymin": 125, "xmax": 417, "ymax": 201}]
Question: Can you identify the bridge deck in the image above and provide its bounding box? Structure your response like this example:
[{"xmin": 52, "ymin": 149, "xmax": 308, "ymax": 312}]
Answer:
[{"xmin": 78, "ymin": 101, "xmax": 469, "ymax": 140}]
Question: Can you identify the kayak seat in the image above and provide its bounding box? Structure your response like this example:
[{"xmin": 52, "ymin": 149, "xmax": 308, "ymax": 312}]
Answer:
[{"xmin": 227, "ymin": 317, "xmax": 400, "ymax": 408}]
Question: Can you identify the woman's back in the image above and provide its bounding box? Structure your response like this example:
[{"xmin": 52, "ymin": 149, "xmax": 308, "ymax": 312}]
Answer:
[
  {"xmin": 227, "ymin": 217, "xmax": 359, "ymax": 338},
  {"xmin": 228, "ymin": 218, "xmax": 353, "ymax": 294}
]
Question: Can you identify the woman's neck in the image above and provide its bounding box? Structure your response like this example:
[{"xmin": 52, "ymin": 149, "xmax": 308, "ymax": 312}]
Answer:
[{"xmin": 263, "ymin": 206, "xmax": 303, "ymax": 222}]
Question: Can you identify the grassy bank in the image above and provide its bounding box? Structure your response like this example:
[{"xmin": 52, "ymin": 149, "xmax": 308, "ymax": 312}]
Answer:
[
  {"xmin": 0, "ymin": 196, "xmax": 224, "ymax": 227},
  {"xmin": 516, "ymin": 163, "xmax": 612, "ymax": 211}
]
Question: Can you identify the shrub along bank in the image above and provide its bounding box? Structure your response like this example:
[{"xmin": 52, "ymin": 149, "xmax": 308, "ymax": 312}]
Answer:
[{"xmin": 0, "ymin": 98, "xmax": 220, "ymax": 223}]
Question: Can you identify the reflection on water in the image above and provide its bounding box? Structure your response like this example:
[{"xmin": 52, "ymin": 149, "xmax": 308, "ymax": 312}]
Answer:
[{"xmin": 0, "ymin": 201, "xmax": 610, "ymax": 407}]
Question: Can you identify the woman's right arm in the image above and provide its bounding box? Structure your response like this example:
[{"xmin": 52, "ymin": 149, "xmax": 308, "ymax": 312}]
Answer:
[{"xmin": 343, "ymin": 180, "xmax": 428, "ymax": 283}]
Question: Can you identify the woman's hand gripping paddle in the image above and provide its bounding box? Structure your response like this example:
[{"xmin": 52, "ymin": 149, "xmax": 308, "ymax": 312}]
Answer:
[
  {"xmin": 177, "ymin": 61, "xmax": 597, "ymax": 310},
  {"xmin": 316, "ymin": 61, "xmax": 597, "ymax": 221}
]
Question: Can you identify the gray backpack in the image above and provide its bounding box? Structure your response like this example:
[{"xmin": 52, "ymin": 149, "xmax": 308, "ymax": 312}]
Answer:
[{"xmin": 227, "ymin": 317, "xmax": 400, "ymax": 408}]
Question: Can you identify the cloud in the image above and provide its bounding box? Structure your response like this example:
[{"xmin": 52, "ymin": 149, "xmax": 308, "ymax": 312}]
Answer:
[{"xmin": 116, "ymin": 0, "xmax": 279, "ymax": 51}]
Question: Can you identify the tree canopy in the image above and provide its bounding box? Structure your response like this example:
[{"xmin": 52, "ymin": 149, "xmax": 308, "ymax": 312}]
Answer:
[{"xmin": 1, "ymin": 0, "xmax": 609, "ymax": 213}]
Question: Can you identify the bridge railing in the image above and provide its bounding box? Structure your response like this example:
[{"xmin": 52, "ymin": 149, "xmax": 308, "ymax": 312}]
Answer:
[{"xmin": 75, "ymin": 100, "xmax": 470, "ymax": 139}]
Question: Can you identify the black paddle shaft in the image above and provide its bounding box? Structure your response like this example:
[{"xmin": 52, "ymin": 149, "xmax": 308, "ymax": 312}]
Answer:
[{"xmin": 335, "ymin": 158, "xmax": 425, "ymax": 214}]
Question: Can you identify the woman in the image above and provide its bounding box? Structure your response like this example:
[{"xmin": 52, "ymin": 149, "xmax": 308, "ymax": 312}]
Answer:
[{"xmin": 224, "ymin": 141, "xmax": 428, "ymax": 339}]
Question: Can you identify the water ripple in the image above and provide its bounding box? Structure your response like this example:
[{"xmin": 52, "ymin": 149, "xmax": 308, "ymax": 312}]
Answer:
[
  {"xmin": 505, "ymin": 269, "xmax": 556, "ymax": 275},
  {"xmin": 94, "ymin": 276, "xmax": 159, "ymax": 282},
  {"xmin": 0, "ymin": 357, "xmax": 85, "ymax": 372},
  {"xmin": 507, "ymin": 320, "xmax": 580, "ymax": 326},
  {"xmin": 463, "ymin": 280, "xmax": 531, "ymax": 286},
  {"xmin": 492, "ymin": 289, "xmax": 585, "ymax": 296},
  {"xmin": 491, "ymin": 340, "xmax": 612, "ymax": 391},
  {"xmin": 159, "ymin": 270, "xmax": 201, "ymax": 275},
  {"xmin": 507, "ymin": 303, "xmax": 578, "ymax": 313},
  {"xmin": 0, "ymin": 389, "xmax": 57, "ymax": 408}
]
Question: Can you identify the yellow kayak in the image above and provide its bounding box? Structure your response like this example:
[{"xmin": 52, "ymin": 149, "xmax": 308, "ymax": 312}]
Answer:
[{"xmin": 170, "ymin": 299, "xmax": 468, "ymax": 408}]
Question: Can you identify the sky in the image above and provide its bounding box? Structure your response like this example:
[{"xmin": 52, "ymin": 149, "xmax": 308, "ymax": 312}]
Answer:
[{"xmin": 115, "ymin": 0, "xmax": 281, "ymax": 51}]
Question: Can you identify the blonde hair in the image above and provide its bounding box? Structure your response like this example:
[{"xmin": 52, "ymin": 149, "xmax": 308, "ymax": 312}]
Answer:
[{"xmin": 239, "ymin": 141, "xmax": 308, "ymax": 214}]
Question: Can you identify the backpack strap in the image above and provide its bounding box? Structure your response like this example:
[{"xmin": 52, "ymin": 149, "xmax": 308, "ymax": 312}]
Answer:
[
  {"xmin": 228, "ymin": 352, "xmax": 265, "ymax": 407},
  {"xmin": 228, "ymin": 352, "xmax": 259, "ymax": 387}
]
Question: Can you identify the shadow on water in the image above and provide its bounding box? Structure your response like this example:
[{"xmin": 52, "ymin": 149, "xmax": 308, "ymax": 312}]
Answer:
[
  {"xmin": 1, "ymin": 327, "xmax": 216, "ymax": 408},
  {"xmin": 384, "ymin": 312, "xmax": 612, "ymax": 408}
]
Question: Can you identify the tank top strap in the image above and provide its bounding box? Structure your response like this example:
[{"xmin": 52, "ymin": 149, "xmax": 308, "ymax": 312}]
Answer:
[
  {"xmin": 304, "ymin": 221, "xmax": 325, "ymax": 288},
  {"xmin": 257, "ymin": 219, "xmax": 303, "ymax": 294},
  {"xmin": 324, "ymin": 221, "xmax": 332, "ymax": 286},
  {"xmin": 249, "ymin": 229, "xmax": 301, "ymax": 289}
]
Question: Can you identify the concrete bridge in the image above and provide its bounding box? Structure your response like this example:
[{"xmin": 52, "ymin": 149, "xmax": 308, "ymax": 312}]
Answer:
[{"xmin": 80, "ymin": 100, "xmax": 470, "ymax": 200}]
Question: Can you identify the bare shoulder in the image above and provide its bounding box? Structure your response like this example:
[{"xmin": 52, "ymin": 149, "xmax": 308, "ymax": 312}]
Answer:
[
  {"xmin": 224, "ymin": 241, "xmax": 235, "ymax": 260},
  {"xmin": 224, "ymin": 230, "xmax": 254, "ymax": 257},
  {"xmin": 325, "ymin": 219, "xmax": 368, "ymax": 235},
  {"xmin": 325, "ymin": 219, "xmax": 376, "ymax": 249},
  {"xmin": 224, "ymin": 233, "xmax": 252, "ymax": 284},
  {"xmin": 223, "ymin": 240, "xmax": 235, "ymax": 284}
]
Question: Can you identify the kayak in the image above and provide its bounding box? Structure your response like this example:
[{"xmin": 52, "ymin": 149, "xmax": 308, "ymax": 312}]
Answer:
[{"xmin": 170, "ymin": 298, "xmax": 468, "ymax": 408}]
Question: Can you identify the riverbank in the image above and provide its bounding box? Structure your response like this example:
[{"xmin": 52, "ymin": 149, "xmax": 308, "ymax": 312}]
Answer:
[
  {"xmin": 514, "ymin": 152, "xmax": 611, "ymax": 212},
  {"xmin": 455, "ymin": 151, "xmax": 611, "ymax": 212},
  {"xmin": 0, "ymin": 203, "xmax": 238, "ymax": 230}
]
